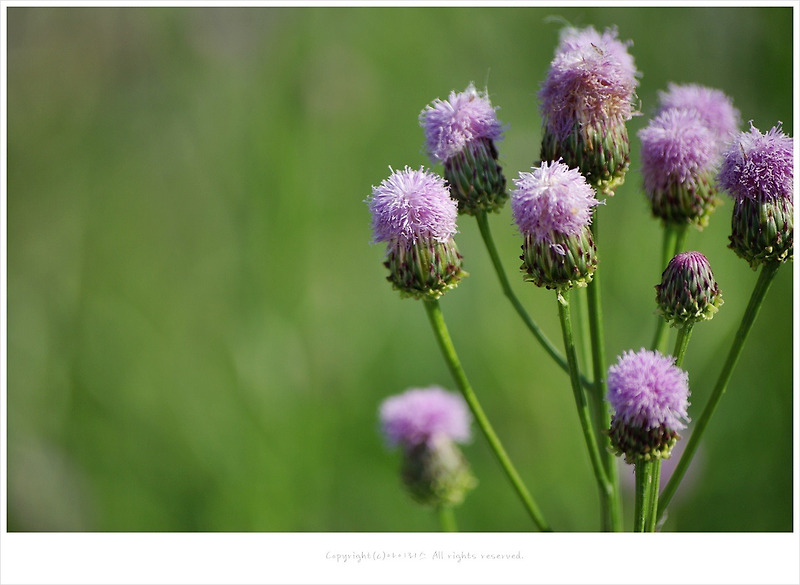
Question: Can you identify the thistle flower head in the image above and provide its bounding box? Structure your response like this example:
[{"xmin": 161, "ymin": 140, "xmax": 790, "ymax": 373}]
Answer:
[
  {"xmin": 379, "ymin": 386, "xmax": 472, "ymax": 450},
  {"xmin": 607, "ymin": 349, "xmax": 690, "ymax": 463},
  {"xmin": 638, "ymin": 108, "xmax": 723, "ymax": 226},
  {"xmin": 539, "ymin": 25, "xmax": 639, "ymax": 141},
  {"xmin": 512, "ymin": 161, "xmax": 600, "ymax": 290},
  {"xmin": 640, "ymin": 108, "xmax": 717, "ymax": 191},
  {"xmin": 608, "ymin": 349, "xmax": 690, "ymax": 433},
  {"xmin": 656, "ymin": 251, "xmax": 723, "ymax": 326},
  {"xmin": 420, "ymin": 83, "xmax": 504, "ymax": 163},
  {"xmin": 718, "ymin": 123, "xmax": 794, "ymax": 204},
  {"xmin": 368, "ymin": 166, "xmax": 458, "ymax": 245},
  {"xmin": 657, "ymin": 83, "xmax": 741, "ymax": 141},
  {"xmin": 512, "ymin": 161, "xmax": 601, "ymax": 244}
]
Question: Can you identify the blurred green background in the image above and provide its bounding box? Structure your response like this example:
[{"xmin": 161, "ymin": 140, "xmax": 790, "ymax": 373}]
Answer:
[{"xmin": 6, "ymin": 6, "xmax": 794, "ymax": 532}]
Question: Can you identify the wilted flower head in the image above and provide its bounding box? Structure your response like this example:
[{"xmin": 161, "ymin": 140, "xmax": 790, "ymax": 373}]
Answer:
[
  {"xmin": 420, "ymin": 83, "xmax": 504, "ymax": 163},
  {"xmin": 512, "ymin": 160, "xmax": 601, "ymax": 244},
  {"xmin": 639, "ymin": 108, "xmax": 721, "ymax": 226},
  {"xmin": 539, "ymin": 25, "xmax": 638, "ymax": 194},
  {"xmin": 718, "ymin": 123, "xmax": 794, "ymax": 204},
  {"xmin": 657, "ymin": 83, "xmax": 740, "ymax": 141},
  {"xmin": 368, "ymin": 166, "xmax": 458, "ymax": 245},
  {"xmin": 656, "ymin": 251, "xmax": 723, "ymax": 326},
  {"xmin": 379, "ymin": 386, "xmax": 472, "ymax": 450},
  {"xmin": 540, "ymin": 25, "xmax": 639, "ymax": 140},
  {"xmin": 607, "ymin": 349, "xmax": 690, "ymax": 463}
]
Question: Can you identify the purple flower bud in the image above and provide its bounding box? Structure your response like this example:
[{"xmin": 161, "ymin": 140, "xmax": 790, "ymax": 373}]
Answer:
[
  {"xmin": 512, "ymin": 161, "xmax": 601, "ymax": 290},
  {"xmin": 539, "ymin": 26, "xmax": 639, "ymax": 194},
  {"xmin": 638, "ymin": 108, "xmax": 722, "ymax": 227},
  {"xmin": 655, "ymin": 251, "xmax": 723, "ymax": 326},
  {"xmin": 607, "ymin": 349, "xmax": 690, "ymax": 463},
  {"xmin": 379, "ymin": 386, "xmax": 472, "ymax": 450},
  {"xmin": 656, "ymin": 83, "xmax": 741, "ymax": 141},
  {"xmin": 380, "ymin": 387, "xmax": 476, "ymax": 506},
  {"xmin": 718, "ymin": 123, "xmax": 793, "ymax": 204},
  {"xmin": 420, "ymin": 83, "xmax": 504, "ymax": 163},
  {"xmin": 718, "ymin": 123, "xmax": 794, "ymax": 268}
]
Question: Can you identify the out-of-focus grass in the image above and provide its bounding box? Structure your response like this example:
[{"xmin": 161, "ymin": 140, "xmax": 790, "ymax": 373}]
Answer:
[{"xmin": 6, "ymin": 6, "xmax": 793, "ymax": 532}]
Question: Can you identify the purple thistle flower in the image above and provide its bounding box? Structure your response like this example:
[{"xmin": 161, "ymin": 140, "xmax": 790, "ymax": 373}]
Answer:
[
  {"xmin": 539, "ymin": 25, "xmax": 638, "ymax": 142},
  {"xmin": 512, "ymin": 161, "xmax": 601, "ymax": 245},
  {"xmin": 379, "ymin": 386, "xmax": 472, "ymax": 450},
  {"xmin": 607, "ymin": 349, "xmax": 690, "ymax": 453},
  {"xmin": 656, "ymin": 83, "xmax": 741, "ymax": 142},
  {"xmin": 718, "ymin": 122, "xmax": 794, "ymax": 204},
  {"xmin": 638, "ymin": 108, "xmax": 723, "ymax": 226},
  {"xmin": 420, "ymin": 83, "xmax": 504, "ymax": 163},
  {"xmin": 368, "ymin": 166, "xmax": 458, "ymax": 246},
  {"xmin": 640, "ymin": 108, "xmax": 717, "ymax": 193}
]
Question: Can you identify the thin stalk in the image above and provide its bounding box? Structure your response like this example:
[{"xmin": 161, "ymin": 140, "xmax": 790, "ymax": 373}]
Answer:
[
  {"xmin": 437, "ymin": 505, "xmax": 457, "ymax": 532},
  {"xmin": 556, "ymin": 289, "xmax": 612, "ymax": 514},
  {"xmin": 657, "ymin": 261, "xmax": 781, "ymax": 522},
  {"xmin": 423, "ymin": 298, "xmax": 552, "ymax": 531},
  {"xmin": 474, "ymin": 211, "xmax": 592, "ymax": 391},
  {"xmin": 672, "ymin": 324, "xmax": 694, "ymax": 368},
  {"xmin": 586, "ymin": 213, "xmax": 623, "ymax": 531},
  {"xmin": 634, "ymin": 459, "xmax": 657, "ymax": 532},
  {"xmin": 651, "ymin": 224, "xmax": 689, "ymax": 353}
]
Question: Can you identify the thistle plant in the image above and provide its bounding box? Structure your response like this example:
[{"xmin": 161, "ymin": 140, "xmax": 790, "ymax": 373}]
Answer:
[{"xmin": 367, "ymin": 22, "xmax": 791, "ymax": 533}]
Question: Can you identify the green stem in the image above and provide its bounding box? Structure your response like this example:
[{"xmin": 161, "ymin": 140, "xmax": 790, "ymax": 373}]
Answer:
[
  {"xmin": 651, "ymin": 224, "xmax": 689, "ymax": 353},
  {"xmin": 672, "ymin": 324, "xmax": 694, "ymax": 368},
  {"xmin": 423, "ymin": 298, "xmax": 552, "ymax": 531},
  {"xmin": 657, "ymin": 261, "xmax": 782, "ymax": 522},
  {"xmin": 437, "ymin": 505, "xmax": 457, "ymax": 532},
  {"xmin": 646, "ymin": 460, "xmax": 662, "ymax": 531},
  {"xmin": 556, "ymin": 289, "xmax": 612, "ymax": 514},
  {"xmin": 634, "ymin": 459, "xmax": 661, "ymax": 532},
  {"xmin": 585, "ymin": 214, "xmax": 623, "ymax": 532},
  {"xmin": 475, "ymin": 211, "xmax": 592, "ymax": 391},
  {"xmin": 634, "ymin": 459, "xmax": 656, "ymax": 532}
]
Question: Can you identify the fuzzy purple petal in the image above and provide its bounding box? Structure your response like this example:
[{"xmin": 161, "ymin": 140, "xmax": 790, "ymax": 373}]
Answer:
[
  {"xmin": 368, "ymin": 166, "xmax": 458, "ymax": 245},
  {"xmin": 379, "ymin": 386, "xmax": 472, "ymax": 449},
  {"xmin": 656, "ymin": 83, "xmax": 740, "ymax": 141},
  {"xmin": 639, "ymin": 108, "xmax": 718, "ymax": 194},
  {"xmin": 607, "ymin": 349, "xmax": 690, "ymax": 432},
  {"xmin": 420, "ymin": 83, "xmax": 504, "ymax": 162},
  {"xmin": 718, "ymin": 123, "xmax": 794, "ymax": 203},
  {"xmin": 511, "ymin": 160, "xmax": 601, "ymax": 243},
  {"xmin": 539, "ymin": 25, "xmax": 639, "ymax": 139}
]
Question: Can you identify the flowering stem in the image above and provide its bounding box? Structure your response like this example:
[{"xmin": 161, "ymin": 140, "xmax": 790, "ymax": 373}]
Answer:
[
  {"xmin": 586, "ymin": 214, "xmax": 623, "ymax": 532},
  {"xmin": 437, "ymin": 505, "xmax": 458, "ymax": 532},
  {"xmin": 556, "ymin": 288, "xmax": 613, "ymax": 521},
  {"xmin": 474, "ymin": 211, "xmax": 591, "ymax": 391},
  {"xmin": 423, "ymin": 298, "xmax": 552, "ymax": 531},
  {"xmin": 635, "ymin": 324, "xmax": 693, "ymax": 531},
  {"xmin": 656, "ymin": 260, "xmax": 781, "ymax": 522}
]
